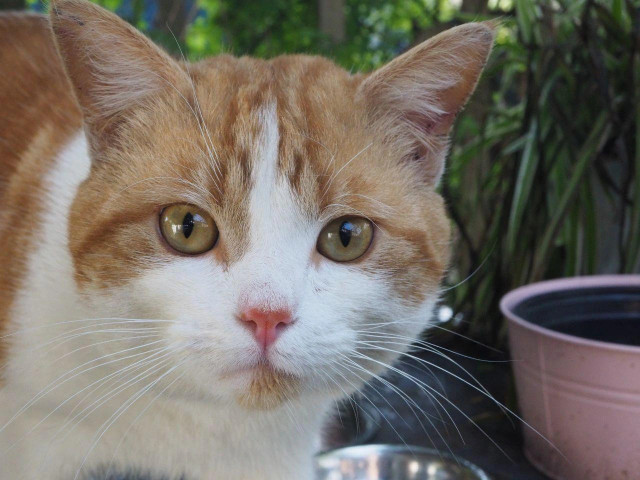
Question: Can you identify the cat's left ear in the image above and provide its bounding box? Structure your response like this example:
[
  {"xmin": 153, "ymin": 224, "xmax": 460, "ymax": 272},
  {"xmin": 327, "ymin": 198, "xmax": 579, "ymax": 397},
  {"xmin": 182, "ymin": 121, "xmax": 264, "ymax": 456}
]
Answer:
[
  {"xmin": 357, "ymin": 22, "xmax": 495, "ymax": 185},
  {"xmin": 49, "ymin": 0, "xmax": 190, "ymax": 152}
]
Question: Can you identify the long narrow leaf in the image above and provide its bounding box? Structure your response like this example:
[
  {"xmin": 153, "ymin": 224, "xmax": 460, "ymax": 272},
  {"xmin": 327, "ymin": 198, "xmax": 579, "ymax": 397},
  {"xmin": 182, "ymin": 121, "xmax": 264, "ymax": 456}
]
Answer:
[
  {"xmin": 581, "ymin": 177, "xmax": 598, "ymax": 274},
  {"xmin": 624, "ymin": 70, "xmax": 640, "ymax": 272},
  {"xmin": 531, "ymin": 113, "xmax": 611, "ymax": 280},
  {"xmin": 506, "ymin": 120, "xmax": 538, "ymax": 255}
]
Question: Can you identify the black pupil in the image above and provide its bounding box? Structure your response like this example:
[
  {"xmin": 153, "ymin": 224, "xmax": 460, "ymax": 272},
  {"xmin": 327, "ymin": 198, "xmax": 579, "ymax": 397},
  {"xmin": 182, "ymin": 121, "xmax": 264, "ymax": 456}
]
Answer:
[
  {"xmin": 182, "ymin": 212, "xmax": 194, "ymax": 239},
  {"xmin": 339, "ymin": 221, "xmax": 353, "ymax": 247}
]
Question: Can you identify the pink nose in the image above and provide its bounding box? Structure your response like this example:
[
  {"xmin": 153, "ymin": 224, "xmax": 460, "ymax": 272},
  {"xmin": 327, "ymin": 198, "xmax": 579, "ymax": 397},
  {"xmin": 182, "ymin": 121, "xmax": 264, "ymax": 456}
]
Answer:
[{"xmin": 239, "ymin": 307, "xmax": 293, "ymax": 349}]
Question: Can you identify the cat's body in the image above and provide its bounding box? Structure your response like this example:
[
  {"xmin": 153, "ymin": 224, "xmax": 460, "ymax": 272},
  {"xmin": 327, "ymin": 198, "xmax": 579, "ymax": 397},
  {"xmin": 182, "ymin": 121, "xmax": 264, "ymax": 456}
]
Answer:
[{"xmin": 0, "ymin": 3, "xmax": 493, "ymax": 479}]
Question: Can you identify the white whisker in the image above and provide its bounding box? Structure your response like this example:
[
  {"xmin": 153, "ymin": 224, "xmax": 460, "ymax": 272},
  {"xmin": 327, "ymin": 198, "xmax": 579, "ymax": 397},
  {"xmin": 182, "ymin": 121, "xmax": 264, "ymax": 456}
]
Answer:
[
  {"xmin": 72, "ymin": 356, "xmax": 189, "ymax": 480},
  {"xmin": 3, "ymin": 344, "xmax": 174, "ymax": 458}
]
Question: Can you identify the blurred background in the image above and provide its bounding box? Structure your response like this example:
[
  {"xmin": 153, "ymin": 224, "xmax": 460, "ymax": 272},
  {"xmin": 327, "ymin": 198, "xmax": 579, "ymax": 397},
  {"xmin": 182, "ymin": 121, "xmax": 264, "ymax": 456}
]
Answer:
[{"xmin": 7, "ymin": 0, "xmax": 638, "ymax": 348}]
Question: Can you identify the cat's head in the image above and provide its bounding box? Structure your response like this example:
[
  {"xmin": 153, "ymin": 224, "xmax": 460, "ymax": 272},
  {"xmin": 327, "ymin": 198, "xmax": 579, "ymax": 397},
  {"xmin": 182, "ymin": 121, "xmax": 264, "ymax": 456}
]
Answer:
[{"xmin": 50, "ymin": 0, "xmax": 493, "ymax": 409}]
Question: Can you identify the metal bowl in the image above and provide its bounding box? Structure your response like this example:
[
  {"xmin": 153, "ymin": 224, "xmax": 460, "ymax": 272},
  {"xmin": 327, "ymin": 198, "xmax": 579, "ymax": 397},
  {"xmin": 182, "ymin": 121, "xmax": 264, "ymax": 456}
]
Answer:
[{"xmin": 315, "ymin": 444, "xmax": 491, "ymax": 480}]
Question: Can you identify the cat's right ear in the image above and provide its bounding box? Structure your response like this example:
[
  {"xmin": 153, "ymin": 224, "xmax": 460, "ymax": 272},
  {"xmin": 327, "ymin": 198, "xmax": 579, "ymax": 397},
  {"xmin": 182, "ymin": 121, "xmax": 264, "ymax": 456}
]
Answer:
[
  {"xmin": 49, "ymin": 0, "xmax": 189, "ymax": 152},
  {"xmin": 357, "ymin": 22, "xmax": 495, "ymax": 186}
]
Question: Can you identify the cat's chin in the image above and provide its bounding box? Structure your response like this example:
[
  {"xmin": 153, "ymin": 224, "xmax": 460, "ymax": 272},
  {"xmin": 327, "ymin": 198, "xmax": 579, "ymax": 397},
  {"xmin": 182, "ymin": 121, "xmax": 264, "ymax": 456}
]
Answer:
[
  {"xmin": 231, "ymin": 364, "xmax": 302, "ymax": 410},
  {"xmin": 157, "ymin": 363, "xmax": 303, "ymax": 409}
]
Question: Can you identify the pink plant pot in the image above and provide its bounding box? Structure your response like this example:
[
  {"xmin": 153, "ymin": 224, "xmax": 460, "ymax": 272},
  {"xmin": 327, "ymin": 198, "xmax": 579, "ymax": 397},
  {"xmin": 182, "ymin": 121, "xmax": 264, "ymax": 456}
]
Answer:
[{"xmin": 501, "ymin": 275, "xmax": 640, "ymax": 480}]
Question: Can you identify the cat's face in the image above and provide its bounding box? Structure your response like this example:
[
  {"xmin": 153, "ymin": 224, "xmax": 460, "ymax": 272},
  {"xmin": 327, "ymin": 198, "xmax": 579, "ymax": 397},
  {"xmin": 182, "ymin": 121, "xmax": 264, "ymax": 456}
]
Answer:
[{"xmin": 52, "ymin": 0, "xmax": 493, "ymax": 408}]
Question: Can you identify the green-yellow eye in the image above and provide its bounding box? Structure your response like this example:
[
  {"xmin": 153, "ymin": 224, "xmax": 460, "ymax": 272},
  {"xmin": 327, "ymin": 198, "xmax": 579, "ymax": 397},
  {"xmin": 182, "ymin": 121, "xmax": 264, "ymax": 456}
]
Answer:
[
  {"xmin": 317, "ymin": 216, "xmax": 374, "ymax": 262},
  {"xmin": 160, "ymin": 204, "xmax": 218, "ymax": 255}
]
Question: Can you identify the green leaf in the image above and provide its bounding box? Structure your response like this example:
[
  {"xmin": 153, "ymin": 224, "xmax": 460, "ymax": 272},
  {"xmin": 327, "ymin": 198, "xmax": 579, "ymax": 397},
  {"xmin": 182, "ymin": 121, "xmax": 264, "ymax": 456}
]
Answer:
[
  {"xmin": 514, "ymin": 0, "xmax": 534, "ymax": 44},
  {"xmin": 624, "ymin": 64, "xmax": 640, "ymax": 272},
  {"xmin": 593, "ymin": 3, "xmax": 630, "ymax": 45},
  {"xmin": 506, "ymin": 120, "xmax": 538, "ymax": 256},
  {"xmin": 581, "ymin": 177, "xmax": 598, "ymax": 274},
  {"xmin": 530, "ymin": 113, "xmax": 611, "ymax": 280}
]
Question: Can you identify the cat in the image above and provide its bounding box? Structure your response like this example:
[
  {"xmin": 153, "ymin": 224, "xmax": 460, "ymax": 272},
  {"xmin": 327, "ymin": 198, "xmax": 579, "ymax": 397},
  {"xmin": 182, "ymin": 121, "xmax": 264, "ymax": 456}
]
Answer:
[{"xmin": 0, "ymin": 1, "xmax": 493, "ymax": 479}]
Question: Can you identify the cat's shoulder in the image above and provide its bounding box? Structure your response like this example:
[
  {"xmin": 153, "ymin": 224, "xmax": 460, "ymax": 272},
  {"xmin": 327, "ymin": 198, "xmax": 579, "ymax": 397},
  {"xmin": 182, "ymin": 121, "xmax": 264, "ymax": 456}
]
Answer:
[
  {"xmin": 0, "ymin": 12, "xmax": 83, "ymax": 371},
  {"xmin": 0, "ymin": 11, "xmax": 82, "ymax": 195},
  {"xmin": 0, "ymin": 10, "xmax": 49, "ymax": 34},
  {"xmin": 0, "ymin": 12, "xmax": 66, "ymax": 101}
]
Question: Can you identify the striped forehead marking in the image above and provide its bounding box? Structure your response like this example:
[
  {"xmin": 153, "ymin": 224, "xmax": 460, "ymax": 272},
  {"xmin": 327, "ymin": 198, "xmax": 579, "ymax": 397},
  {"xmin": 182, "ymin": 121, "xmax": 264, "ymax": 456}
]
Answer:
[
  {"xmin": 249, "ymin": 102, "xmax": 280, "ymax": 215},
  {"xmin": 244, "ymin": 101, "xmax": 314, "ymax": 257}
]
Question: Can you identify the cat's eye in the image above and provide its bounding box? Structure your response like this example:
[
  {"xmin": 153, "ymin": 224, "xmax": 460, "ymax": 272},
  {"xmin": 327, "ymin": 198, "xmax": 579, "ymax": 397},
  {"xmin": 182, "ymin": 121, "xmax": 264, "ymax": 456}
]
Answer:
[
  {"xmin": 160, "ymin": 204, "xmax": 218, "ymax": 255},
  {"xmin": 317, "ymin": 216, "xmax": 374, "ymax": 262}
]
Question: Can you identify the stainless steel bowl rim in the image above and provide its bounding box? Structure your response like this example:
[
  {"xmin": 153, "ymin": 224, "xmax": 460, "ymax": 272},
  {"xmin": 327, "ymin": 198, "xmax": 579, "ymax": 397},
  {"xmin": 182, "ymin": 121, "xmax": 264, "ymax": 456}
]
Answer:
[{"xmin": 315, "ymin": 443, "xmax": 491, "ymax": 480}]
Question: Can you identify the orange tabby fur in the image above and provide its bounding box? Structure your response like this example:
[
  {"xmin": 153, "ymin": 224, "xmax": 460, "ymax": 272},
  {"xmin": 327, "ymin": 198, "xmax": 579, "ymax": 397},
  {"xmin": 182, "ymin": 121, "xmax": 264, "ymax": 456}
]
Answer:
[
  {"xmin": 0, "ymin": 3, "xmax": 495, "ymax": 477},
  {"xmin": 0, "ymin": 0, "xmax": 491, "ymax": 407},
  {"xmin": 0, "ymin": 13, "xmax": 81, "ymax": 371},
  {"xmin": 0, "ymin": 3, "xmax": 492, "ymax": 380}
]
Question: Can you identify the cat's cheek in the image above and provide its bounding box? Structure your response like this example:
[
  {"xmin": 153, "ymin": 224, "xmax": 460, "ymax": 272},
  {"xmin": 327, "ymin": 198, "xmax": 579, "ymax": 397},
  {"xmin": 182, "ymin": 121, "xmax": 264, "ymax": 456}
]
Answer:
[
  {"xmin": 102, "ymin": 261, "xmax": 231, "ymax": 348},
  {"xmin": 302, "ymin": 261, "xmax": 440, "ymax": 385}
]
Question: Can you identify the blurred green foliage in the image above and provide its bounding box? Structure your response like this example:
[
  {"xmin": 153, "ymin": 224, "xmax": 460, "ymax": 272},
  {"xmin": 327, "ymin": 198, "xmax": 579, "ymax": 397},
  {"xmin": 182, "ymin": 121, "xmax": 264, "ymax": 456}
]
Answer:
[
  {"xmin": 15, "ymin": 0, "xmax": 640, "ymax": 344},
  {"xmin": 185, "ymin": 0, "xmax": 463, "ymax": 69},
  {"xmin": 446, "ymin": 0, "xmax": 639, "ymax": 342},
  {"xmin": 25, "ymin": 0, "xmax": 463, "ymax": 68}
]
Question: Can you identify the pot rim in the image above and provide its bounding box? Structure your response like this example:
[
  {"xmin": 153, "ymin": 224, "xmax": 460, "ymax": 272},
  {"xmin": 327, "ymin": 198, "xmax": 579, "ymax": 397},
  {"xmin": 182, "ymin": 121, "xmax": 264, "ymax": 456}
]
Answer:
[{"xmin": 500, "ymin": 274, "xmax": 640, "ymax": 354}]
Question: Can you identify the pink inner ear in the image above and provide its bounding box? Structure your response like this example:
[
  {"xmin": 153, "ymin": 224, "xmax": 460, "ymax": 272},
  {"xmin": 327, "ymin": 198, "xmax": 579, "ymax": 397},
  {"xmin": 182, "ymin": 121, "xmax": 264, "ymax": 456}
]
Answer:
[
  {"xmin": 402, "ymin": 110, "xmax": 451, "ymax": 184},
  {"xmin": 405, "ymin": 109, "xmax": 457, "ymax": 137},
  {"xmin": 429, "ymin": 111, "xmax": 457, "ymax": 136}
]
